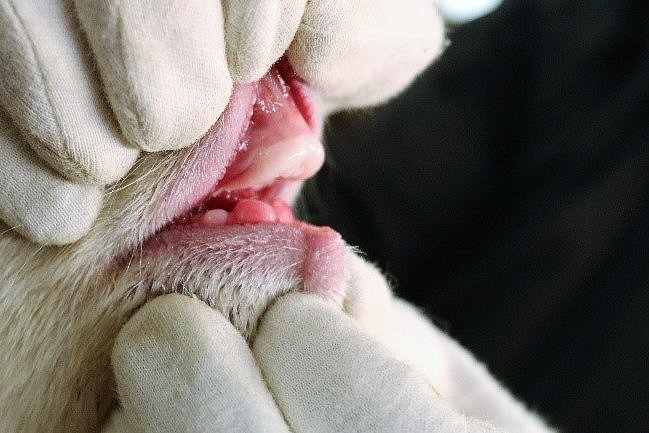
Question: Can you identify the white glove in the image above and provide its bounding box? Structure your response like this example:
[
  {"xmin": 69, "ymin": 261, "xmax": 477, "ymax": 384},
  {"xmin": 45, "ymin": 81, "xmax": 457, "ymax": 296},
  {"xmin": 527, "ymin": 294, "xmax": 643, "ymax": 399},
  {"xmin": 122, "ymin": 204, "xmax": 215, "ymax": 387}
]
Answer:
[
  {"xmin": 102, "ymin": 254, "xmax": 555, "ymax": 433},
  {"xmin": 0, "ymin": 0, "xmax": 231, "ymax": 244},
  {"xmin": 0, "ymin": 0, "xmax": 444, "ymax": 245},
  {"xmin": 287, "ymin": 0, "xmax": 445, "ymax": 109}
]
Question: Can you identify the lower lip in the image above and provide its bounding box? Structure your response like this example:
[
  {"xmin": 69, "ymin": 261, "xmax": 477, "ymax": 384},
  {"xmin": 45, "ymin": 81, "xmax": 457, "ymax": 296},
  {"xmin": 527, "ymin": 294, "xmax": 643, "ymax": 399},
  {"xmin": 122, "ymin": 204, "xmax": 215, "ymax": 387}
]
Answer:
[{"xmin": 144, "ymin": 221, "xmax": 346, "ymax": 297}]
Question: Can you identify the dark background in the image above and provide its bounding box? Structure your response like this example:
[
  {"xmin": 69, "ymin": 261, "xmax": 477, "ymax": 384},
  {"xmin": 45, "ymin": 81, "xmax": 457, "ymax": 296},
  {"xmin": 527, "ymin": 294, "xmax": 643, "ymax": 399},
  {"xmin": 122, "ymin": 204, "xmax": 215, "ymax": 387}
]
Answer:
[{"xmin": 299, "ymin": 1, "xmax": 649, "ymax": 432}]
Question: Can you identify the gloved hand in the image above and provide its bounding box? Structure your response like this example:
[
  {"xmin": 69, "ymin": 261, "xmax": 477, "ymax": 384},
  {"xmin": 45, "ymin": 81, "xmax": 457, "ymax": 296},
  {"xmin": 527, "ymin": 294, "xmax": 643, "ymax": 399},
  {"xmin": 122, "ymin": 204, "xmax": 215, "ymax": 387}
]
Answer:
[
  {"xmin": 102, "ymin": 254, "xmax": 555, "ymax": 433},
  {"xmin": 0, "ymin": 0, "xmax": 444, "ymax": 246}
]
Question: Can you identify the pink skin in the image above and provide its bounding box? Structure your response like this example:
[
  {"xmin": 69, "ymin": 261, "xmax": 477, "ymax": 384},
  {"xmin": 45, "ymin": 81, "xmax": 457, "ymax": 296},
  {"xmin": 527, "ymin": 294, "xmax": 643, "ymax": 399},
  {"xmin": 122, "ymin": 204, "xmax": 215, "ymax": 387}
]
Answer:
[
  {"xmin": 143, "ymin": 223, "xmax": 345, "ymax": 297},
  {"xmin": 143, "ymin": 59, "xmax": 345, "ymax": 295}
]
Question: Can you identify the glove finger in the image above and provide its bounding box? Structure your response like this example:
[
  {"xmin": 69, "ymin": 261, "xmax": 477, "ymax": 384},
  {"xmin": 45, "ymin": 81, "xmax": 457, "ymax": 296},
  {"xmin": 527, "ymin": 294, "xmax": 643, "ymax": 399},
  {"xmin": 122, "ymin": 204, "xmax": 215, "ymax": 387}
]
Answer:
[
  {"xmin": 223, "ymin": 0, "xmax": 307, "ymax": 83},
  {"xmin": 75, "ymin": 0, "xmax": 232, "ymax": 152},
  {"xmin": 112, "ymin": 294, "xmax": 291, "ymax": 433},
  {"xmin": 0, "ymin": 109, "xmax": 102, "ymax": 245},
  {"xmin": 0, "ymin": 0, "xmax": 139, "ymax": 185},
  {"xmin": 287, "ymin": 0, "xmax": 446, "ymax": 108},
  {"xmin": 253, "ymin": 293, "xmax": 501, "ymax": 433}
]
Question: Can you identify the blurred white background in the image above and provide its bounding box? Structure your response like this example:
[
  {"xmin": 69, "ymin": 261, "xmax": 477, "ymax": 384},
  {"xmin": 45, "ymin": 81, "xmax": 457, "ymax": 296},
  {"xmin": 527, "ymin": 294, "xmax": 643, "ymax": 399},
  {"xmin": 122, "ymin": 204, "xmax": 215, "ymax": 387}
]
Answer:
[{"xmin": 436, "ymin": 0, "xmax": 504, "ymax": 22}]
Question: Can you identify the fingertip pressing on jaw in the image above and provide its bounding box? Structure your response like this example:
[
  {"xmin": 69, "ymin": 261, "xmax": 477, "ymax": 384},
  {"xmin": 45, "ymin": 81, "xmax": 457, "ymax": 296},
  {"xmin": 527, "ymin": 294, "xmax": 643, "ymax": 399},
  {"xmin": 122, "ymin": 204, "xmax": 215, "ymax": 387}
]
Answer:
[
  {"xmin": 287, "ymin": 0, "xmax": 447, "ymax": 108},
  {"xmin": 18, "ymin": 185, "xmax": 102, "ymax": 246},
  {"xmin": 74, "ymin": 0, "xmax": 233, "ymax": 153},
  {"xmin": 112, "ymin": 294, "xmax": 291, "ymax": 433},
  {"xmin": 0, "ymin": 111, "xmax": 102, "ymax": 245},
  {"xmin": 223, "ymin": 0, "xmax": 307, "ymax": 83},
  {"xmin": 252, "ymin": 293, "xmax": 462, "ymax": 433}
]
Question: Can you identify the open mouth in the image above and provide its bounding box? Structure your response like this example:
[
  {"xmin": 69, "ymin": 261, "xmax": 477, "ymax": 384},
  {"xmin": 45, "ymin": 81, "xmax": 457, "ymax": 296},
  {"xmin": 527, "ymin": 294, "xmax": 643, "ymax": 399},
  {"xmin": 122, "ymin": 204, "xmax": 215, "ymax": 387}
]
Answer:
[
  {"xmin": 132, "ymin": 58, "xmax": 347, "ymax": 320},
  {"xmin": 161, "ymin": 57, "xmax": 324, "ymax": 231}
]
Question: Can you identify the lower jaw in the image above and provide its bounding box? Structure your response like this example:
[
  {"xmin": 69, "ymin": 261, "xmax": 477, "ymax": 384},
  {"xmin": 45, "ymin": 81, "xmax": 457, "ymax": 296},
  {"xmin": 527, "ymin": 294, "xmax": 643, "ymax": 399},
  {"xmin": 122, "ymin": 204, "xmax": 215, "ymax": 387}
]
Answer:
[
  {"xmin": 142, "ymin": 173, "xmax": 346, "ymax": 317},
  {"xmin": 136, "ymin": 221, "xmax": 348, "ymax": 336}
]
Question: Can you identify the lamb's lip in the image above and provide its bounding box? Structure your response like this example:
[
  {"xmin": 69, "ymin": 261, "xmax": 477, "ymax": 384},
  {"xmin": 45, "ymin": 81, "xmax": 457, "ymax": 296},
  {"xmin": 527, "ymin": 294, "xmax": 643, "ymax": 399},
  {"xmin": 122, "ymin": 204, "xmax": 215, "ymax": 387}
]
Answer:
[{"xmin": 148, "ymin": 61, "xmax": 323, "ymax": 236}]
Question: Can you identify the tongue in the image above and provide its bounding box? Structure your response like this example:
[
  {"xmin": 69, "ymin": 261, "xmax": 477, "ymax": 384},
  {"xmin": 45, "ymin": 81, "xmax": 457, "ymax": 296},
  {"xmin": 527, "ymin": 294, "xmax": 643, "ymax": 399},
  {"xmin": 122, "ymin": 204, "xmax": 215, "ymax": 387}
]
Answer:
[{"xmin": 198, "ymin": 198, "xmax": 295, "ymax": 226}]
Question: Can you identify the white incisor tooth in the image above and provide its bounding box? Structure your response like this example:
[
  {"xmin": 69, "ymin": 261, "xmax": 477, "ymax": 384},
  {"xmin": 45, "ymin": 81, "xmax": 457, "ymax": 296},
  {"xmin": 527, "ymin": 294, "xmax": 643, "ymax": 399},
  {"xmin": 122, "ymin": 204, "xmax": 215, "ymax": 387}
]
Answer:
[{"xmin": 216, "ymin": 134, "xmax": 324, "ymax": 192}]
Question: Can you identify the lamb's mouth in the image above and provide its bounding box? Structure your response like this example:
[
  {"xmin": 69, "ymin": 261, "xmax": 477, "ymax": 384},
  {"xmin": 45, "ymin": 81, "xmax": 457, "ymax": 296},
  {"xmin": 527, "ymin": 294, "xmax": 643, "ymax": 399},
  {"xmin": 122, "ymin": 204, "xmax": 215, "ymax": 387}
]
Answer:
[
  {"xmin": 125, "ymin": 59, "xmax": 347, "ymax": 331},
  {"xmin": 157, "ymin": 57, "xmax": 325, "ymax": 234},
  {"xmin": 135, "ymin": 55, "xmax": 344, "ymax": 278}
]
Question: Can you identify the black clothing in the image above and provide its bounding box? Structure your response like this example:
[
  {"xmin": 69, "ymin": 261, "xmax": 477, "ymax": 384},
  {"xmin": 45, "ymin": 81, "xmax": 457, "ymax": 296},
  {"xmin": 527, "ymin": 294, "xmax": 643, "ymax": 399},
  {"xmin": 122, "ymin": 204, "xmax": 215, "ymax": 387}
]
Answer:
[{"xmin": 300, "ymin": 1, "xmax": 649, "ymax": 431}]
